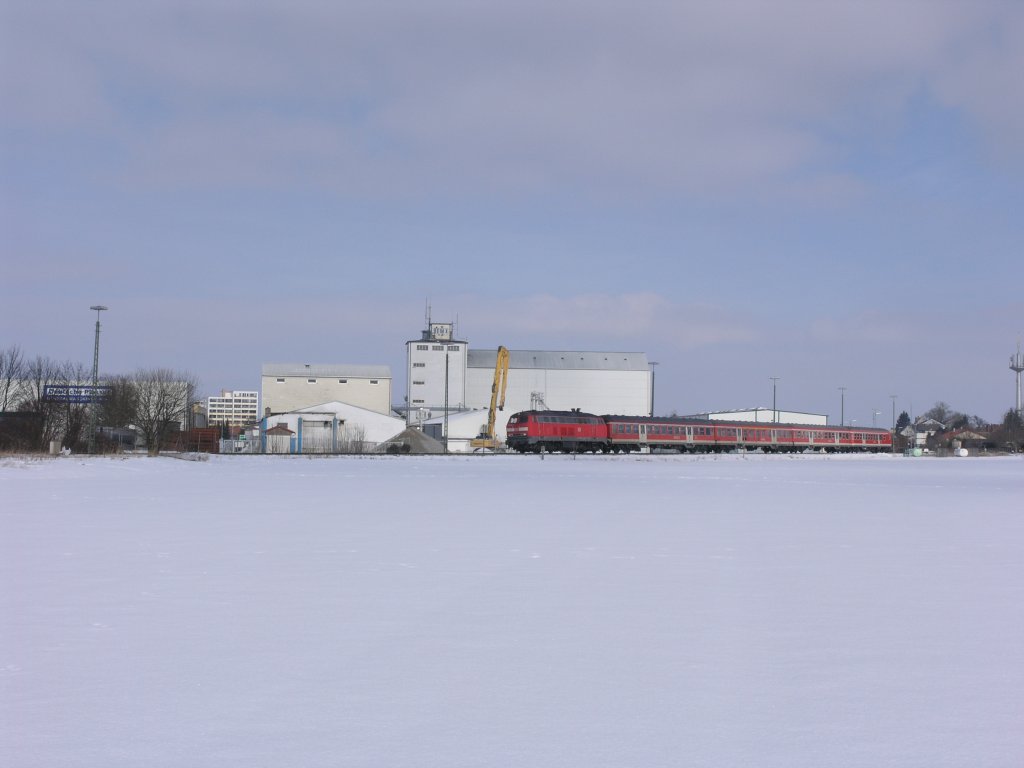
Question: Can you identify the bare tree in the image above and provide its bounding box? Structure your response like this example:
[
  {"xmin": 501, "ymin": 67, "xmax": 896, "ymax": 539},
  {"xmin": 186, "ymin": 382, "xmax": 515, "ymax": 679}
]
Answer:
[
  {"xmin": 17, "ymin": 355, "xmax": 66, "ymax": 449},
  {"xmin": 131, "ymin": 368, "xmax": 198, "ymax": 456},
  {"xmin": 0, "ymin": 345, "xmax": 25, "ymax": 411},
  {"xmin": 996, "ymin": 409, "xmax": 1023, "ymax": 451},
  {"xmin": 53, "ymin": 361, "xmax": 91, "ymax": 450},
  {"xmin": 922, "ymin": 402, "xmax": 952, "ymax": 425},
  {"xmin": 99, "ymin": 374, "xmax": 139, "ymax": 429},
  {"xmin": 339, "ymin": 424, "xmax": 368, "ymax": 454}
]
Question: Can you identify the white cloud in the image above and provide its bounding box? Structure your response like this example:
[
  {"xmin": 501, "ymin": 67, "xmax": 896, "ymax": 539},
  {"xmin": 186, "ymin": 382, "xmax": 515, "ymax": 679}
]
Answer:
[
  {"xmin": 439, "ymin": 292, "xmax": 759, "ymax": 350},
  {"xmin": 4, "ymin": 1, "xmax": 1022, "ymax": 197}
]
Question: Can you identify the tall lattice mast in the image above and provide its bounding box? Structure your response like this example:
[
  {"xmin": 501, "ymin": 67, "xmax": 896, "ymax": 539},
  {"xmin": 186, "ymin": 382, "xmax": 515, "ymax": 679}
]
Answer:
[{"xmin": 1011, "ymin": 340, "xmax": 1024, "ymax": 417}]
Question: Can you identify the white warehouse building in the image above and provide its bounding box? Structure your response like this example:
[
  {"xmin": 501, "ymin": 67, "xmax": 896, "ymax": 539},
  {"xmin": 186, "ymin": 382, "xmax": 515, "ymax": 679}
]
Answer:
[
  {"xmin": 261, "ymin": 363, "xmax": 392, "ymax": 417},
  {"xmin": 691, "ymin": 408, "xmax": 828, "ymax": 426},
  {"xmin": 259, "ymin": 401, "xmax": 406, "ymax": 454},
  {"xmin": 466, "ymin": 349, "xmax": 651, "ymax": 424},
  {"xmin": 405, "ymin": 320, "xmax": 651, "ymax": 449}
]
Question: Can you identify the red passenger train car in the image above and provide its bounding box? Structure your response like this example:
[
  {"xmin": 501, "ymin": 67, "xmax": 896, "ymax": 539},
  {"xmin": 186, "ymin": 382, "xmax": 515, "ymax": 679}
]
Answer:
[{"xmin": 506, "ymin": 411, "xmax": 892, "ymax": 454}]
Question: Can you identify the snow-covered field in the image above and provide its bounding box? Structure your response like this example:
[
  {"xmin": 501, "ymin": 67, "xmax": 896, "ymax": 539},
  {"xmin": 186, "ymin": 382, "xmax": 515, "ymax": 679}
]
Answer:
[{"xmin": 2, "ymin": 453, "xmax": 1022, "ymax": 767}]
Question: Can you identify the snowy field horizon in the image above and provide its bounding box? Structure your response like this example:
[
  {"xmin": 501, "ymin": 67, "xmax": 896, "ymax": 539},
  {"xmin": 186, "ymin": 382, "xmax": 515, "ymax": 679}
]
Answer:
[{"xmin": 3, "ymin": 453, "xmax": 1022, "ymax": 767}]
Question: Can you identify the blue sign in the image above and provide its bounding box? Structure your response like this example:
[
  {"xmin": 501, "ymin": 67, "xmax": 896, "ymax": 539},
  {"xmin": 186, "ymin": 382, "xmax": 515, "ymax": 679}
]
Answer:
[{"xmin": 43, "ymin": 385, "xmax": 113, "ymax": 403}]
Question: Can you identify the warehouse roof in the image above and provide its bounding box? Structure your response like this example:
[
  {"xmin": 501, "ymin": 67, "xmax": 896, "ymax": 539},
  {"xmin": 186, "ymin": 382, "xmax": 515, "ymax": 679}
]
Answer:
[
  {"xmin": 468, "ymin": 349, "xmax": 649, "ymax": 371},
  {"xmin": 262, "ymin": 363, "xmax": 391, "ymax": 379}
]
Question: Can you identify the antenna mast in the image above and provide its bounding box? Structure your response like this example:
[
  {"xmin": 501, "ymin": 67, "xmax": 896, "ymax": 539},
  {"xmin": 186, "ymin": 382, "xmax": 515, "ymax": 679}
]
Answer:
[{"xmin": 1011, "ymin": 339, "xmax": 1024, "ymax": 417}]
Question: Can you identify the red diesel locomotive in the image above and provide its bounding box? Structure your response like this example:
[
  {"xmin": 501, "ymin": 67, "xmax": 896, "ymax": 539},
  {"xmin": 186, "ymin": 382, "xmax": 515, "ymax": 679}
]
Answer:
[
  {"xmin": 505, "ymin": 410, "xmax": 893, "ymax": 454},
  {"xmin": 505, "ymin": 410, "xmax": 609, "ymax": 452}
]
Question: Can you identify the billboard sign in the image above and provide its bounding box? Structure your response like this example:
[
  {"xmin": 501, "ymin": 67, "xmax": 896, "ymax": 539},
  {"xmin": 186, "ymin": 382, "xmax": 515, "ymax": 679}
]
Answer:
[{"xmin": 43, "ymin": 385, "xmax": 113, "ymax": 403}]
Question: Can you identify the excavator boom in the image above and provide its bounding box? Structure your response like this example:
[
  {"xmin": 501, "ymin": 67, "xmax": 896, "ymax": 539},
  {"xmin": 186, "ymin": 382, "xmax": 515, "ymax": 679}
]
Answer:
[{"xmin": 471, "ymin": 345, "xmax": 510, "ymax": 450}]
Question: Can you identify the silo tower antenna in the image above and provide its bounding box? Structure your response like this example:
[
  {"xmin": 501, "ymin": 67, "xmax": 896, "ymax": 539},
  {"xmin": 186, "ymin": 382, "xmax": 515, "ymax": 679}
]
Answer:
[{"xmin": 1011, "ymin": 339, "xmax": 1024, "ymax": 417}]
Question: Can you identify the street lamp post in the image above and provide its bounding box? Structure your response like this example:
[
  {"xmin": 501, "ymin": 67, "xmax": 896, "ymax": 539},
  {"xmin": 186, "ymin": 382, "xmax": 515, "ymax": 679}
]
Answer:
[
  {"xmin": 769, "ymin": 377, "xmax": 779, "ymax": 422},
  {"xmin": 87, "ymin": 305, "xmax": 108, "ymax": 454},
  {"xmin": 838, "ymin": 386, "xmax": 846, "ymax": 426},
  {"xmin": 872, "ymin": 409, "xmax": 881, "ymax": 428},
  {"xmin": 443, "ymin": 352, "xmax": 449, "ymax": 454},
  {"xmin": 649, "ymin": 362, "xmax": 659, "ymax": 417},
  {"xmin": 890, "ymin": 394, "xmax": 898, "ymax": 454}
]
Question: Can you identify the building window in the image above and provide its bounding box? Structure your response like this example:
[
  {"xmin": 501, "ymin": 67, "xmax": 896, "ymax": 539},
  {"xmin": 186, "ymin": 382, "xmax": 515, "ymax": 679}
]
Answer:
[
  {"xmin": 413, "ymin": 381, "xmax": 425, "ymax": 385},
  {"xmin": 447, "ymin": 346, "xmax": 459, "ymax": 351},
  {"xmin": 276, "ymin": 378, "xmax": 285, "ymax": 383},
  {"xmin": 416, "ymin": 345, "xmax": 428, "ymax": 351},
  {"xmin": 307, "ymin": 378, "xmax": 316, "ymax": 383},
  {"xmin": 412, "ymin": 399, "xmax": 424, "ymax": 404},
  {"xmin": 432, "ymin": 345, "xmax": 443, "ymax": 351},
  {"xmin": 413, "ymin": 362, "xmax": 425, "ymax": 368},
  {"xmin": 370, "ymin": 380, "xmax": 378, "ymax": 384},
  {"xmin": 338, "ymin": 379, "xmax": 347, "ymax": 383}
]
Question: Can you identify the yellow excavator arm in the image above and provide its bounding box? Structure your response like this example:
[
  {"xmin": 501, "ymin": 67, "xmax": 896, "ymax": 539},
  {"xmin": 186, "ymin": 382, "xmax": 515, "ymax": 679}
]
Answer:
[
  {"xmin": 486, "ymin": 346, "xmax": 510, "ymax": 439},
  {"xmin": 471, "ymin": 345, "xmax": 509, "ymax": 449}
]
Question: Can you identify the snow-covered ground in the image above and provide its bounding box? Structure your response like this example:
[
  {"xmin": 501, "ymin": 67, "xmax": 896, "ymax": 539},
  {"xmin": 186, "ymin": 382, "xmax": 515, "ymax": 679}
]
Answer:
[{"xmin": 2, "ymin": 453, "xmax": 1022, "ymax": 767}]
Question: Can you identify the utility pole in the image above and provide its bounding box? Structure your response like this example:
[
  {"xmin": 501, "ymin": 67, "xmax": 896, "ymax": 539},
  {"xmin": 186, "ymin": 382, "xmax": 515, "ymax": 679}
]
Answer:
[
  {"xmin": 87, "ymin": 305, "xmax": 108, "ymax": 454},
  {"xmin": 443, "ymin": 352, "xmax": 449, "ymax": 454},
  {"xmin": 648, "ymin": 361, "xmax": 659, "ymax": 417},
  {"xmin": 838, "ymin": 386, "xmax": 846, "ymax": 427},
  {"xmin": 770, "ymin": 377, "xmax": 779, "ymax": 423},
  {"xmin": 890, "ymin": 394, "xmax": 898, "ymax": 454}
]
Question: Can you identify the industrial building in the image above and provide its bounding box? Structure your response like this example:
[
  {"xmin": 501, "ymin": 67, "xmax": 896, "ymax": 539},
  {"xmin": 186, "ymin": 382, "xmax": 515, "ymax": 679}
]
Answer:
[
  {"xmin": 403, "ymin": 322, "xmax": 469, "ymax": 424},
  {"xmin": 261, "ymin": 363, "xmax": 392, "ymax": 417},
  {"xmin": 691, "ymin": 408, "xmax": 828, "ymax": 426},
  {"xmin": 466, "ymin": 348, "xmax": 651, "ymax": 418},
  {"xmin": 207, "ymin": 390, "xmax": 259, "ymax": 426},
  {"xmin": 258, "ymin": 401, "xmax": 405, "ymax": 454},
  {"xmin": 405, "ymin": 320, "xmax": 652, "ymax": 450}
]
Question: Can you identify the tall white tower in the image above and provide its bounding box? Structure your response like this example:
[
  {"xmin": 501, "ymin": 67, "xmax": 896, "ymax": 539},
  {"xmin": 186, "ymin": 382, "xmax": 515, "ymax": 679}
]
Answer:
[
  {"xmin": 1011, "ymin": 341, "xmax": 1024, "ymax": 417},
  {"xmin": 405, "ymin": 318, "xmax": 468, "ymax": 426}
]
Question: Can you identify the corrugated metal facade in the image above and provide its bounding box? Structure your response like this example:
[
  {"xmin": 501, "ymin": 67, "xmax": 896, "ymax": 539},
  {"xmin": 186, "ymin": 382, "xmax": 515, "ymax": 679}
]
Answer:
[
  {"xmin": 261, "ymin": 363, "xmax": 393, "ymax": 416},
  {"xmin": 468, "ymin": 349, "xmax": 649, "ymax": 372},
  {"xmin": 462, "ymin": 348, "xmax": 651, "ymax": 445}
]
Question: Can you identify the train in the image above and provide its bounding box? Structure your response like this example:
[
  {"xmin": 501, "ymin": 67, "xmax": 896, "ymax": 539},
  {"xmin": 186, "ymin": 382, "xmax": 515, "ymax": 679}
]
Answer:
[{"xmin": 505, "ymin": 410, "xmax": 893, "ymax": 454}]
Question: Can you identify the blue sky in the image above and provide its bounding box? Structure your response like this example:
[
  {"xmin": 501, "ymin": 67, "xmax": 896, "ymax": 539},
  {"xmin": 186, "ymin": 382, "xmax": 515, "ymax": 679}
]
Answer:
[{"xmin": 2, "ymin": 0, "xmax": 1022, "ymax": 425}]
